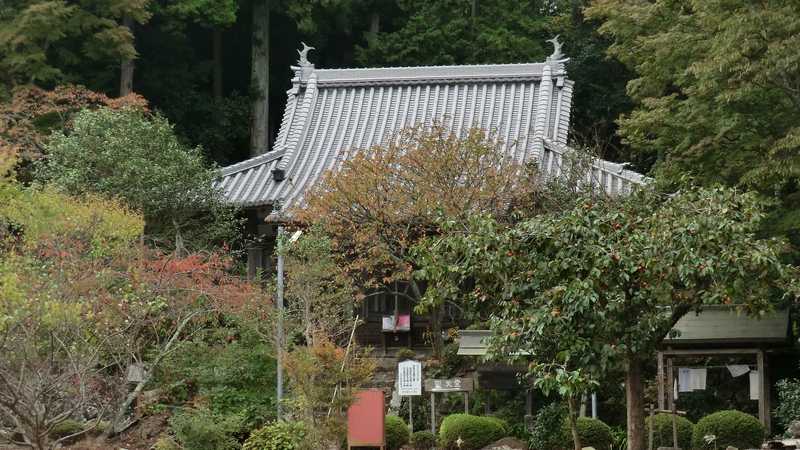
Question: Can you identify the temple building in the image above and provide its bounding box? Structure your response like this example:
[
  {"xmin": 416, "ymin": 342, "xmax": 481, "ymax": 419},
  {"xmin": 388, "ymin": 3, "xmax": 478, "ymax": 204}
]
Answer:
[{"xmin": 217, "ymin": 39, "xmax": 646, "ymax": 350}]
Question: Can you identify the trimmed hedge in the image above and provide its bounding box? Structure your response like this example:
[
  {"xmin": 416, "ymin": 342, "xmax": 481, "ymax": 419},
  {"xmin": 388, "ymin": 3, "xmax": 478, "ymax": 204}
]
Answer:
[
  {"xmin": 410, "ymin": 430, "xmax": 437, "ymax": 450},
  {"xmin": 645, "ymin": 414, "xmax": 693, "ymax": 450},
  {"xmin": 560, "ymin": 417, "xmax": 613, "ymax": 450},
  {"xmin": 691, "ymin": 410, "xmax": 765, "ymax": 450},
  {"xmin": 439, "ymin": 414, "xmax": 509, "ymax": 450},
  {"xmin": 386, "ymin": 415, "xmax": 410, "ymax": 450},
  {"xmin": 242, "ymin": 421, "xmax": 307, "ymax": 450}
]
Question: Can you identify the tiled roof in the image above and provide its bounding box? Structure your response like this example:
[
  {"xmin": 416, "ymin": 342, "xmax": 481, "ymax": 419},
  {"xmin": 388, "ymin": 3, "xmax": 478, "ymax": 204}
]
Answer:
[{"xmin": 217, "ymin": 46, "xmax": 645, "ymax": 209}]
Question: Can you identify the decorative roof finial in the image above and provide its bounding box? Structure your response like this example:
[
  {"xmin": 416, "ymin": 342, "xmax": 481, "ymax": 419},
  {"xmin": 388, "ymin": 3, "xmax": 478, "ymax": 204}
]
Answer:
[
  {"xmin": 546, "ymin": 35, "xmax": 564, "ymax": 61},
  {"xmin": 298, "ymin": 42, "xmax": 315, "ymax": 66}
]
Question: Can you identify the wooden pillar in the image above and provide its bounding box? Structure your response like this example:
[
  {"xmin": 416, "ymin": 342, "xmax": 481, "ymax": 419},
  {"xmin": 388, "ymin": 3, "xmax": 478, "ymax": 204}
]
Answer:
[
  {"xmin": 464, "ymin": 392, "xmax": 469, "ymax": 414},
  {"xmin": 431, "ymin": 392, "xmax": 436, "ymax": 434},
  {"xmin": 657, "ymin": 351, "xmax": 665, "ymax": 411},
  {"xmin": 666, "ymin": 357, "xmax": 675, "ymax": 411},
  {"xmin": 757, "ymin": 350, "xmax": 771, "ymax": 431},
  {"xmin": 526, "ymin": 390, "xmax": 533, "ymax": 417}
]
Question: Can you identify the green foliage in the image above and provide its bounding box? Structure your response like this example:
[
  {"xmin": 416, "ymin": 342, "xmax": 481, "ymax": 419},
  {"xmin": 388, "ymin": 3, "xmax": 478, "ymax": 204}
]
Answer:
[
  {"xmin": 41, "ymin": 107, "xmax": 239, "ymax": 251},
  {"xmin": 385, "ymin": 415, "xmax": 410, "ymax": 450},
  {"xmin": 160, "ymin": 323, "xmax": 277, "ymax": 431},
  {"xmin": 417, "ymin": 184, "xmax": 795, "ymax": 400},
  {"xmin": 0, "ymin": 0, "xmax": 150, "ymax": 88},
  {"xmin": 170, "ymin": 408, "xmax": 243, "ymax": 450},
  {"xmin": 691, "ymin": 410, "xmax": 765, "ymax": 450},
  {"xmin": 530, "ymin": 403, "xmax": 567, "ymax": 450},
  {"xmin": 644, "ymin": 414, "xmax": 693, "ymax": 450},
  {"xmin": 153, "ymin": 436, "xmax": 181, "ymax": 450},
  {"xmin": 48, "ymin": 419, "xmax": 83, "ymax": 440},
  {"xmin": 242, "ymin": 421, "xmax": 307, "ymax": 450},
  {"xmin": 438, "ymin": 414, "xmax": 509, "ymax": 450},
  {"xmin": 586, "ymin": 0, "xmax": 800, "ymax": 257},
  {"xmin": 559, "ymin": 417, "xmax": 613, "ymax": 450},
  {"xmin": 774, "ymin": 379, "xmax": 800, "ymax": 432},
  {"xmin": 396, "ymin": 347, "xmax": 417, "ymax": 361},
  {"xmin": 410, "ymin": 430, "xmax": 437, "ymax": 450}
]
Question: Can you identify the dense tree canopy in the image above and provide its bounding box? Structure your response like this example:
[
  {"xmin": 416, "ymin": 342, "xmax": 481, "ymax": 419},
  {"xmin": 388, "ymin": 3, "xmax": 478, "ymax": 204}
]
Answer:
[
  {"xmin": 586, "ymin": 0, "xmax": 800, "ymax": 249},
  {"xmin": 416, "ymin": 184, "xmax": 798, "ymax": 450},
  {"xmin": 40, "ymin": 107, "xmax": 239, "ymax": 251}
]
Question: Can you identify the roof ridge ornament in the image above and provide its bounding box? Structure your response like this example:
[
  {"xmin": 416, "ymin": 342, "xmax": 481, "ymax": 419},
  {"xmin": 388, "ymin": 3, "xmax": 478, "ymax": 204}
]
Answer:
[
  {"xmin": 546, "ymin": 35, "xmax": 564, "ymax": 61},
  {"xmin": 298, "ymin": 42, "xmax": 315, "ymax": 66}
]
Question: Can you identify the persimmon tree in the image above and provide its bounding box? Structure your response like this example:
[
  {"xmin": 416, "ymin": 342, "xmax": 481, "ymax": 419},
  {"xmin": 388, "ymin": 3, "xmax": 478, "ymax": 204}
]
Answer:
[
  {"xmin": 298, "ymin": 124, "xmax": 538, "ymax": 355},
  {"xmin": 416, "ymin": 184, "xmax": 798, "ymax": 450}
]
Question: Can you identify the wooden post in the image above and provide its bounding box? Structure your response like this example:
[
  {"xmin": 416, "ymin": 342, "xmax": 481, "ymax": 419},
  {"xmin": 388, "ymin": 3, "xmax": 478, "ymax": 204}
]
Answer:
[
  {"xmin": 409, "ymin": 396, "xmax": 413, "ymax": 433},
  {"xmin": 666, "ymin": 358, "xmax": 675, "ymax": 411},
  {"xmin": 526, "ymin": 390, "xmax": 533, "ymax": 417},
  {"xmin": 672, "ymin": 402, "xmax": 678, "ymax": 450},
  {"xmin": 464, "ymin": 392, "xmax": 469, "ymax": 414},
  {"xmin": 757, "ymin": 350, "xmax": 771, "ymax": 431},
  {"xmin": 648, "ymin": 404, "xmax": 654, "ymax": 450},
  {"xmin": 657, "ymin": 351, "xmax": 665, "ymax": 411},
  {"xmin": 431, "ymin": 392, "xmax": 436, "ymax": 434}
]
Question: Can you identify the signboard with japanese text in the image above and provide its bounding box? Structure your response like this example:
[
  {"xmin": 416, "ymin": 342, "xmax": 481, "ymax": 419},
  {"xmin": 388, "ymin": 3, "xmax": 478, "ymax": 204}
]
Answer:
[
  {"xmin": 397, "ymin": 360, "xmax": 422, "ymax": 396},
  {"xmin": 424, "ymin": 377, "xmax": 474, "ymax": 393}
]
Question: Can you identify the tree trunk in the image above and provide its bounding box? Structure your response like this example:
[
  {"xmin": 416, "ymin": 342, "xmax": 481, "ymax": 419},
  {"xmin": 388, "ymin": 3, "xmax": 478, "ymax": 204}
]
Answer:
[
  {"xmin": 626, "ymin": 353, "xmax": 646, "ymax": 450},
  {"xmin": 119, "ymin": 15, "xmax": 135, "ymax": 96},
  {"xmin": 369, "ymin": 12, "xmax": 380, "ymax": 34},
  {"xmin": 567, "ymin": 395, "xmax": 583, "ymax": 450},
  {"xmin": 249, "ymin": 0, "xmax": 269, "ymax": 157},
  {"xmin": 212, "ymin": 28, "xmax": 223, "ymax": 101}
]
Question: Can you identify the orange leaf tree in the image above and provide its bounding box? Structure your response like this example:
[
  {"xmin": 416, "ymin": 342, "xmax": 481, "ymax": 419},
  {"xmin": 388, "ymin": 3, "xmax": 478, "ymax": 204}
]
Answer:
[{"xmin": 297, "ymin": 124, "xmax": 539, "ymax": 355}]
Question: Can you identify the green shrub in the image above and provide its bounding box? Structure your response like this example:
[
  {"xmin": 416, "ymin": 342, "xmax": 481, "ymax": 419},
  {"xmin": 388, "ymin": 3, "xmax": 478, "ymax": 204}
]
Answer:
[
  {"xmin": 692, "ymin": 410, "xmax": 765, "ymax": 450},
  {"xmin": 775, "ymin": 379, "xmax": 800, "ymax": 431},
  {"xmin": 644, "ymin": 414, "xmax": 693, "ymax": 450},
  {"xmin": 153, "ymin": 436, "xmax": 181, "ymax": 450},
  {"xmin": 439, "ymin": 414, "xmax": 509, "ymax": 450},
  {"xmin": 560, "ymin": 417, "xmax": 613, "ymax": 450},
  {"xmin": 396, "ymin": 348, "xmax": 417, "ymax": 361},
  {"xmin": 385, "ymin": 415, "xmax": 410, "ymax": 450},
  {"xmin": 170, "ymin": 408, "xmax": 243, "ymax": 450},
  {"xmin": 410, "ymin": 430, "xmax": 437, "ymax": 450},
  {"xmin": 530, "ymin": 403, "xmax": 567, "ymax": 450},
  {"xmin": 49, "ymin": 419, "xmax": 84, "ymax": 440},
  {"xmin": 242, "ymin": 421, "xmax": 307, "ymax": 450}
]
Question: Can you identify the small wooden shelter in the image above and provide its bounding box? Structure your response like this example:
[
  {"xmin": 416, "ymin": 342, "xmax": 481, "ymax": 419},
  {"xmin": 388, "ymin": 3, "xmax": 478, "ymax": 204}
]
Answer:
[{"xmin": 657, "ymin": 306, "xmax": 792, "ymax": 430}]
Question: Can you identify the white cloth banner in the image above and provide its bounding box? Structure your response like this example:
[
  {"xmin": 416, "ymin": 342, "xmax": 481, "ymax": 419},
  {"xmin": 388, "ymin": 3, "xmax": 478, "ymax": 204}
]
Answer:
[
  {"xmin": 678, "ymin": 368, "xmax": 693, "ymax": 392},
  {"xmin": 727, "ymin": 365, "xmax": 750, "ymax": 378},
  {"xmin": 749, "ymin": 371, "xmax": 760, "ymax": 400},
  {"xmin": 689, "ymin": 368, "xmax": 707, "ymax": 391}
]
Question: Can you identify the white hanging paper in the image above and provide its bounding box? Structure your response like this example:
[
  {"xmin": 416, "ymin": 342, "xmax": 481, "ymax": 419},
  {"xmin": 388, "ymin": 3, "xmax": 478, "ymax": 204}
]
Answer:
[
  {"xmin": 749, "ymin": 371, "xmax": 760, "ymax": 400},
  {"xmin": 727, "ymin": 365, "xmax": 750, "ymax": 378},
  {"xmin": 689, "ymin": 368, "xmax": 707, "ymax": 391},
  {"xmin": 678, "ymin": 368, "xmax": 692, "ymax": 392}
]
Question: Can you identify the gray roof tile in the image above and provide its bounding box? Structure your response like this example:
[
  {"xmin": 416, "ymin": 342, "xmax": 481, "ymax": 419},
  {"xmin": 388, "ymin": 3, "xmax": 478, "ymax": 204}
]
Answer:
[{"xmin": 218, "ymin": 52, "xmax": 645, "ymax": 209}]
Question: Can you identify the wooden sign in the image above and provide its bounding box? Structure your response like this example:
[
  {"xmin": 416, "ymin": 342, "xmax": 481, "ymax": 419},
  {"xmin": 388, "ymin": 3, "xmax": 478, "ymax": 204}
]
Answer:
[
  {"xmin": 347, "ymin": 389, "xmax": 385, "ymax": 448},
  {"xmin": 398, "ymin": 360, "xmax": 422, "ymax": 396},
  {"xmin": 424, "ymin": 377, "xmax": 474, "ymax": 393}
]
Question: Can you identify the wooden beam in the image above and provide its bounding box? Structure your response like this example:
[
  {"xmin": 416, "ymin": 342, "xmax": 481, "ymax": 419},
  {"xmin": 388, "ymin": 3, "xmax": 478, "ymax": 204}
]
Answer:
[{"xmin": 660, "ymin": 348, "xmax": 761, "ymax": 356}]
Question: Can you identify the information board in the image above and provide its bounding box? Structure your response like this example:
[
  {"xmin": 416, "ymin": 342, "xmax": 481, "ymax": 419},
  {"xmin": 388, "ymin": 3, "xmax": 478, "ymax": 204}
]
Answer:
[{"xmin": 397, "ymin": 360, "xmax": 422, "ymax": 396}]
